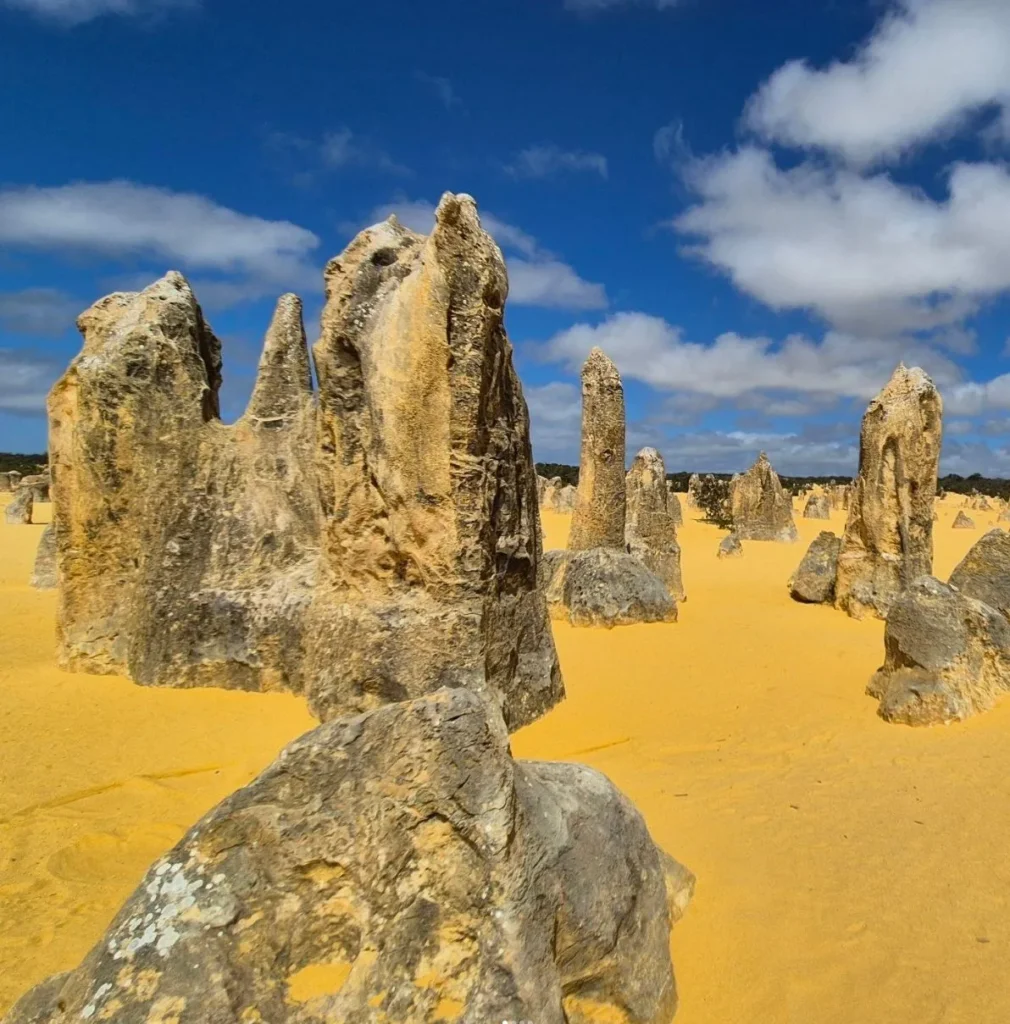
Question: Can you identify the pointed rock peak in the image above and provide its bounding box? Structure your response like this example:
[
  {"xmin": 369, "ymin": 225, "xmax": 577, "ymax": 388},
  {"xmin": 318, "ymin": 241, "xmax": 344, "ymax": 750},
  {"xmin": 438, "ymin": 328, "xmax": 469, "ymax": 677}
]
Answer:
[
  {"xmin": 434, "ymin": 191, "xmax": 479, "ymax": 231},
  {"xmin": 245, "ymin": 293, "xmax": 313, "ymax": 422},
  {"xmin": 583, "ymin": 346, "xmax": 621, "ymax": 382},
  {"xmin": 879, "ymin": 363, "xmax": 937, "ymax": 401},
  {"xmin": 631, "ymin": 447, "xmax": 664, "ymax": 472}
]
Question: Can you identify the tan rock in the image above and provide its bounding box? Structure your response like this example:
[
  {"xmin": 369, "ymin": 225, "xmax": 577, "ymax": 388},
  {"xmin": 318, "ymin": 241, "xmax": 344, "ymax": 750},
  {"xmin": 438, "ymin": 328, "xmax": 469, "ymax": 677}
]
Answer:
[
  {"xmin": 803, "ymin": 493, "xmax": 831, "ymax": 520},
  {"xmin": 835, "ymin": 365, "xmax": 942, "ymax": 620},
  {"xmin": 949, "ymin": 528, "xmax": 1010, "ymax": 617},
  {"xmin": 953, "ymin": 510, "xmax": 976, "ymax": 529},
  {"xmin": 729, "ymin": 452, "xmax": 798, "ymax": 542},
  {"xmin": 717, "ymin": 533, "xmax": 743, "ymax": 558},
  {"xmin": 5, "ymin": 688, "xmax": 691, "ymax": 1024},
  {"xmin": 569, "ymin": 348, "xmax": 625, "ymax": 551},
  {"xmin": 49, "ymin": 194, "xmax": 562, "ymax": 729},
  {"xmin": 626, "ymin": 447, "xmax": 685, "ymax": 602},
  {"xmin": 4, "ymin": 488, "xmax": 32, "ymax": 525},
  {"xmin": 687, "ymin": 472, "xmax": 701, "ymax": 507}
]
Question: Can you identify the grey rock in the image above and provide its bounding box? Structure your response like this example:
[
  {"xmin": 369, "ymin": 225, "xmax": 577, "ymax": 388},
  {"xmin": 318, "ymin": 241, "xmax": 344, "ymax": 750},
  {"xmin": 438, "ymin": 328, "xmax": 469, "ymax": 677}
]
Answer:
[
  {"xmin": 717, "ymin": 533, "xmax": 743, "ymax": 559},
  {"xmin": 19, "ymin": 473, "xmax": 50, "ymax": 502},
  {"xmin": 729, "ymin": 452, "xmax": 797, "ymax": 542},
  {"xmin": 4, "ymin": 688, "xmax": 690, "ymax": 1024},
  {"xmin": 557, "ymin": 483, "xmax": 577, "ymax": 512},
  {"xmin": 626, "ymin": 447, "xmax": 685, "ymax": 602},
  {"xmin": 802, "ymin": 494, "xmax": 831, "ymax": 520},
  {"xmin": 4, "ymin": 488, "xmax": 32, "ymax": 525},
  {"xmin": 948, "ymin": 529, "xmax": 1010, "ymax": 617},
  {"xmin": 789, "ymin": 531, "xmax": 841, "ymax": 604},
  {"xmin": 868, "ymin": 576, "xmax": 1010, "ymax": 726},
  {"xmin": 30, "ymin": 523, "xmax": 57, "ymax": 589}
]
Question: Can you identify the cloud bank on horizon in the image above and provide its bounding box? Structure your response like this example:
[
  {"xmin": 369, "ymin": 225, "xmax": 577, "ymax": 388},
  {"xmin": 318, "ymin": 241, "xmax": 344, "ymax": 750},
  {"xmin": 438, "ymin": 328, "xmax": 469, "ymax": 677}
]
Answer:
[{"xmin": 3, "ymin": 0, "xmax": 1010, "ymax": 477}]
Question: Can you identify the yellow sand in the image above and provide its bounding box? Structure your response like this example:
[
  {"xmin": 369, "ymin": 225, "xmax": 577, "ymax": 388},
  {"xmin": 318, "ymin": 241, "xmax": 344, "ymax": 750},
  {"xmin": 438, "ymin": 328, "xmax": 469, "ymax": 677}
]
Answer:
[{"xmin": 2, "ymin": 492, "xmax": 1010, "ymax": 1022}]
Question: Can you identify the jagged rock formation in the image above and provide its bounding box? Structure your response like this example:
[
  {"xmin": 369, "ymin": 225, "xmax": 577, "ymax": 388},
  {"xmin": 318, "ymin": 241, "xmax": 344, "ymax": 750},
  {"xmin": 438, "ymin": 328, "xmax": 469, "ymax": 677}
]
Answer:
[
  {"xmin": 835, "ymin": 365, "xmax": 942, "ymax": 620},
  {"xmin": 949, "ymin": 529, "xmax": 1010, "ymax": 617},
  {"xmin": 867, "ymin": 576, "xmax": 1010, "ymax": 726},
  {"xmin": 626, "ymin": 447, "xmax": 685, "ymax": 602},
  {"xmin": 803, "ymin": 493, "xmax": 831, "ymax": 520},
  {"xmin": 729, "ymin": 452, "xmax": 798, "ymax": 542},
  {"xmin": 718, "ymin": 533, "xmax": 743, "ymax": 559},
  {"xmin": 537, "ymin": 474, "xmax": 549, "ymax": 505},
  {"xmin": 541, "ymin": 476, "xmax": 563, "ymax": 511},
  {"xmin": 30, "ymin": 523, "xmax": 57, "ymax": 589},
  {"xmin": 789, "ymin": 531, "xmax": 841, "ymax": 604},
  {"xmin": 7, "ymin": 470, "xmax": 21, "ymax": 491},
  {"xmin": 48, "ymin": 194, "xmax": 562, "ymax": 729},
  {"xmin": 953, "ymin": 511, "xmax": 975, "ymax": 529},
  {"xmin": 20, "ymin": 473, "xmax": 50, "ymax": 502},
  {"xmin": 568, "ymin": 348, "xmax": 626, "ymax": 551},
  {"xmin": 4, "ymin": 488, "xmax": 32, "ymax": 525},
  {"xmin": 544, "ymin": 548, "xmax": 676, "ymax": 628},
  {"xmin": 667, "ymin": 488, "xmax": 684, "ymax": 527},
  {"xmin": 6, "ymin": 688, "xmax": 692, "ymax": 1024},
  {"xmin": 556, "ymin": 483, "xmax": 576, "ymax": 512},
  {"xmin": 687, "ymin": 473, "xmax": 701, "ymax": 506}
]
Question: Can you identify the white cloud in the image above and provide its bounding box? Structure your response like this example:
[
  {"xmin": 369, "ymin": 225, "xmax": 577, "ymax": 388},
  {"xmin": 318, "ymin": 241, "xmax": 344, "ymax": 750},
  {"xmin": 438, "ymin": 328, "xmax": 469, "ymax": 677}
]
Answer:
[
  {"xmin": 947, "ymin": 374, "xmax": 1010, "ymax": 415},
  {"xmin": 675, "ymin": 147, "xmax": 1010, "ymax": 334},
  {"xmin": 1, "ymin": 0, "xmax": 193, "ymax": 25},
  {"xmin": 744, "ymin": 0, "xmax": 1010, "ymax": 167},
  {"xmin": 367, "ymin": 199, "xmax": 607, "ymax": 311},
  {"xmin": 0, "ymin": 289, "xmax": 78, "ymax": 336},
  {"xmin": 526, "ymin": 381, "xmax": 582, "ymax": 460},
  {"xmin": 0, "ymin": 181, "xmax": 321, "ymax": 305},
  {"xmin": 505, "ymin": 145, "xmax": 608, "ymax": 180},
  {"xmin": 0, "ymin": 349, "xmax": 61, "ymax": 414},
  {"xmin": 538, "ymin": 310, "xmax": 966, "ymax": 401}
]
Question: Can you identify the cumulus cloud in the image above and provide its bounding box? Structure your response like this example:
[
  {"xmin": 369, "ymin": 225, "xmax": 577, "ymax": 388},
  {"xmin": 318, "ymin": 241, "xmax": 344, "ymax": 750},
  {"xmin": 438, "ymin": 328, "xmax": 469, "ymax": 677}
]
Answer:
[
  {"xmin": 1, "ymin": 0, "xmax": 193, "ymax": 25},
  {"xmin": 538, "ymin": 311, "xmax": 965, "ymax": 401},
  {"xmin": 744, "ymin": 0, "xmax": 1010, "ymax": 167},
  {"xmin": 526, "ymin": 381, "xmax": 583, "ymax": 460},
  {"xmin": 0, "ymin": 289, "xmax": 79, "ymax": 336},
  {"xmin": 0, "ymin": 349, "xmax": 61, "ymax": 414},
  {"xmin": 675, "ymin": 148, "xmax": 1010, "ymax": 334},
  {"xmin": 366, "ymin": 199, "xmax": 607, "ymax": 311},
  {"xmin": 505, "ymin": 145, "xmax": 608, "ymax": 180},
  {"xmin": 0, "ymin": 181, "xmax": 321, "ymax": 307}
]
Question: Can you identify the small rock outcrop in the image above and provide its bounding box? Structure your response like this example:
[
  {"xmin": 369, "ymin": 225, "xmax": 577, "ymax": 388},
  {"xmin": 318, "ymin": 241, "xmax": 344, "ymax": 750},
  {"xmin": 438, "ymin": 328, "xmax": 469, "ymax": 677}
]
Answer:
[
  {"xmin": 557, "ymin": 483, "xmax": 577, "ymax": 512},
  {"xmin": 7, "ymin": 470, "xmax": 22, "ymax": 491},
  {"xmin": 668, "ymin": 489, "xmax": 684, "ymax": 527},
  {"xmin": 687, "ymin": 473, "xmax": 701, "ymax": 506},
  {"xmin": 949, "ymin": 529, "xmax": 1010, "ymax": 617},
  {"xmin": 835, "ymin": 365, "xmax": 942, "ymax": 619},
  {"xmin": 48, "ymin": 194, "xmax": 562, "ymax": 730},
  {"xmin": 4, "ymin": 488, "xmax": 32, "ymax": 525},
  {"xmin": 30, "ymin": 523, "xmax": 57, "ymax": 589},
  {"xmin": 953, "ymin": 510, "xmax": 975, "ymax": 529},
  {"xmin": 568, "ymin": 348, "xmax": 626, "ymax": 551},
  {"xmin": 789, "ymin": 531, "xmax": 841, "ymax": 604},
  {"xmin": 626, "ymin": 447, "xmax": 685, "ymax": 602},
  {"xmin": 803, "ymin": 493, "xmax": 831, "ymax": 520},
  {"xmin": 545, "ymin": 548, "xmax": 677, "ymax": 628},
  {"xmin": 717, "ymin": 533, "xmax": 743, "ymax": 559},
  {"xmin": 6, "ymin": 688, "xmax": 692, "ymax": 1024},
  {"xmin": 729, "ymin": 452, "xmax": 798, "ymax": 542},
  {"xmin": 867, "ymin": 576, "xmax": 1010, "ymax": 726},
  {"xmin": 20, "ymin": 473, "xmax": 50, "ymax": 502}
]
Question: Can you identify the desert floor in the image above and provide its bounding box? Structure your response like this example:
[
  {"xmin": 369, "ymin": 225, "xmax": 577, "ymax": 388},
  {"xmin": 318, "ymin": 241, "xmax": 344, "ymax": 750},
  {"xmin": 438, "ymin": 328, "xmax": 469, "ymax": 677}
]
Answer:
[{"xmin": 2, "ymin": 495, "xmax": 1009, "ymax": 1022}]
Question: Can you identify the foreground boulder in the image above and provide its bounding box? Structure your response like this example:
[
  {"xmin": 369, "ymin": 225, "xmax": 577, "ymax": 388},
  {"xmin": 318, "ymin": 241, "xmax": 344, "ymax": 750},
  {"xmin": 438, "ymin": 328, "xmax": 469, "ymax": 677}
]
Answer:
[
  {"xmin": 949, "ymin": 529, "xmax": 1010, "ymax": 617},
  {"xmin": 867, "ymin": 576, "xmax": 1010, "ymax": 726},
  {"xmin": 4, "ymin": 488, "xmax": 32, "ymax": 525},
  {"xmin": 49, "ymin": 194, "xmax": 562, "ymax": 729},
  {"xmin": 789, "ymin": 531, "xmax": 841, "ymax": 604},
  {"xmin": 729, "ymin": 452, "xmax": 797, "ymax": 542},
  {"xmin": 626, "ymin": 447, "xmax": 685, "ymax": 602},
  {"xmin": 5, "ymin": 688, "xmax": 691, "ymax": 1024},
  {"xmin": 802, "ymin": 493, "xmax": 831, "ymax": 520},
  {"xmin": 717, "ymin": 533, "xmax": 743, "ymax": 559},
  {"xmin": 30, "ymin": 523, "xmax": 57, "ymax": 589},
  {"xmin": 568, "ymin": 348, "xmax": 626, "ymax": 551},
  {"xmin": 835, "ymin": 365, "xmax": 942, "ymax": 619},
  {"xmin": 953, "ymin": 510, "xmax": 975, "ymax": 529},
  {"xmin": 544, "ymin": 548, "xmax": 676, "ymax": 628}
]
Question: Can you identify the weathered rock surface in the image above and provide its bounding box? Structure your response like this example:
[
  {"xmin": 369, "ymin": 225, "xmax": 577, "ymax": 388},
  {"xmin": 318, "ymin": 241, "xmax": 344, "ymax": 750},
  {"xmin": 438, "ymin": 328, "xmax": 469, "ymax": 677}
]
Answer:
[
  {"xmin": 867, "ymin": 576, "xmax": 1010, "ymax": 726},
  {"xmin": 5, "ymin": 688, "xmax": 691, "ymax": 1024},
  {"xmin": 7, "ymin": 470, "xmax": 22, "ymax": 491},
  {"xmin": 4, "ymin": 488, "xmax": 32, "ymax": 525},
  {"xmin": 717, "ymin": 533, "xmax": 743, "ymax": 559},
  {"xmin": 541, "ymin": 476, "xmax": 563, "ymax": 511},
  {"xmin": 949, "ymin": 529, "xmax": 1010, "ymax": 617},
  {"xmin": 626, "ymin": 447, "xmax": 685, "ymax": 602},
  {"xmin": 568, "ymin": 348, "xmax": 626, "ymax": 552},
  {"xmin": 803, "ymin": 493, "xmax": 831, "ymax": 520},
  {"xmin": 835, "ymin": 365, "xmax": 942, "ymax": 620},
  {"xmin": 30, "ymin": 523, "xmax": 57, "ymax": 589},
  {"xmin": 20, "ymin": 473, "xmax": 50, "ymax": 502},
  {"xmin": 557, "ymin": 483, "xmax": 577, "ymax": 512},
  {"xmin": 789, "ymin": 531, "xmax": 841, "ymax": 604},
  {"xmin": 667, "ymin": 489, "xmax": 683, "ymax": 527},
  {"xmin": 687, "ymin": 473, "xmax": 700, "ymax": 506},
  {"xmin": 953, "ymin": 510, "xmax": 975, "ymax": 529},
  {"xmin": 545, "ymin": 548, "xmax": 676, "ymax": 628},
  {"xmin": 49, "ymin": 194, "xmax": 562, "ymax": 730},
  {"xmin": 729, "ymin": 452, "xmax": 798, "ymax": 542}
]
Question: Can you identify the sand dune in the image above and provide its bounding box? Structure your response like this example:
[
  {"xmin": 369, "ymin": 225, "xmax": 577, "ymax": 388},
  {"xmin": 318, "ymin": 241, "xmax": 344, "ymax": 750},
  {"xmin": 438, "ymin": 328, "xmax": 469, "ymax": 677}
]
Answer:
[{"xmin": 2, "ymin": 493, "xmax": 1009, "ymax": 1022}]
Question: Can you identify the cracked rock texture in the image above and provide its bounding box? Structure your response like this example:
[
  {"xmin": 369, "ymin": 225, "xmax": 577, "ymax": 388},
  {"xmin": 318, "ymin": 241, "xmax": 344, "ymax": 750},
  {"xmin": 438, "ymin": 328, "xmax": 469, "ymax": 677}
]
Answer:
[
  {"xmin": 789, "ymin": 531, "xmax": 841, "ymax": 604},
  {"xmin": 949, "ymin": 529, "xmax": 1010, "ymax": 618},
  {"xmin": 30, "ymin": 523, "xmax": 57, "ymax": 590},
  {"xmin": 626, "ymin": 447, "xmax": 685, "ymax": 602},
  {"xmin": 4, "ymin": 488, "xmax": 32, "ymax": 525},
  {"xmin": 4, "ymin": 687, "xmax": 692, "ymax": 1024},
  {"xmin": 835, "ymin": 365, "xmax": 942, "ymax": 620},
  {"xmin": 729, "ymin": 452, "xmax": 797, "ymax": 542},
  {"xmin": 48, "ymin": 193, "xmax": 561, "ymax": 730}
]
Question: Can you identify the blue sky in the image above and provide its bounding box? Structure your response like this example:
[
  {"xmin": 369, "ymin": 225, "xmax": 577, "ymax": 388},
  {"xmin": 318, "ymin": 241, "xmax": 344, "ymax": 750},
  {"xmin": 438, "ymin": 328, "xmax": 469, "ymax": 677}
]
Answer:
[{"xmin": 3, "ymin": 0, "xmax": 1010, "ymax": 474}]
